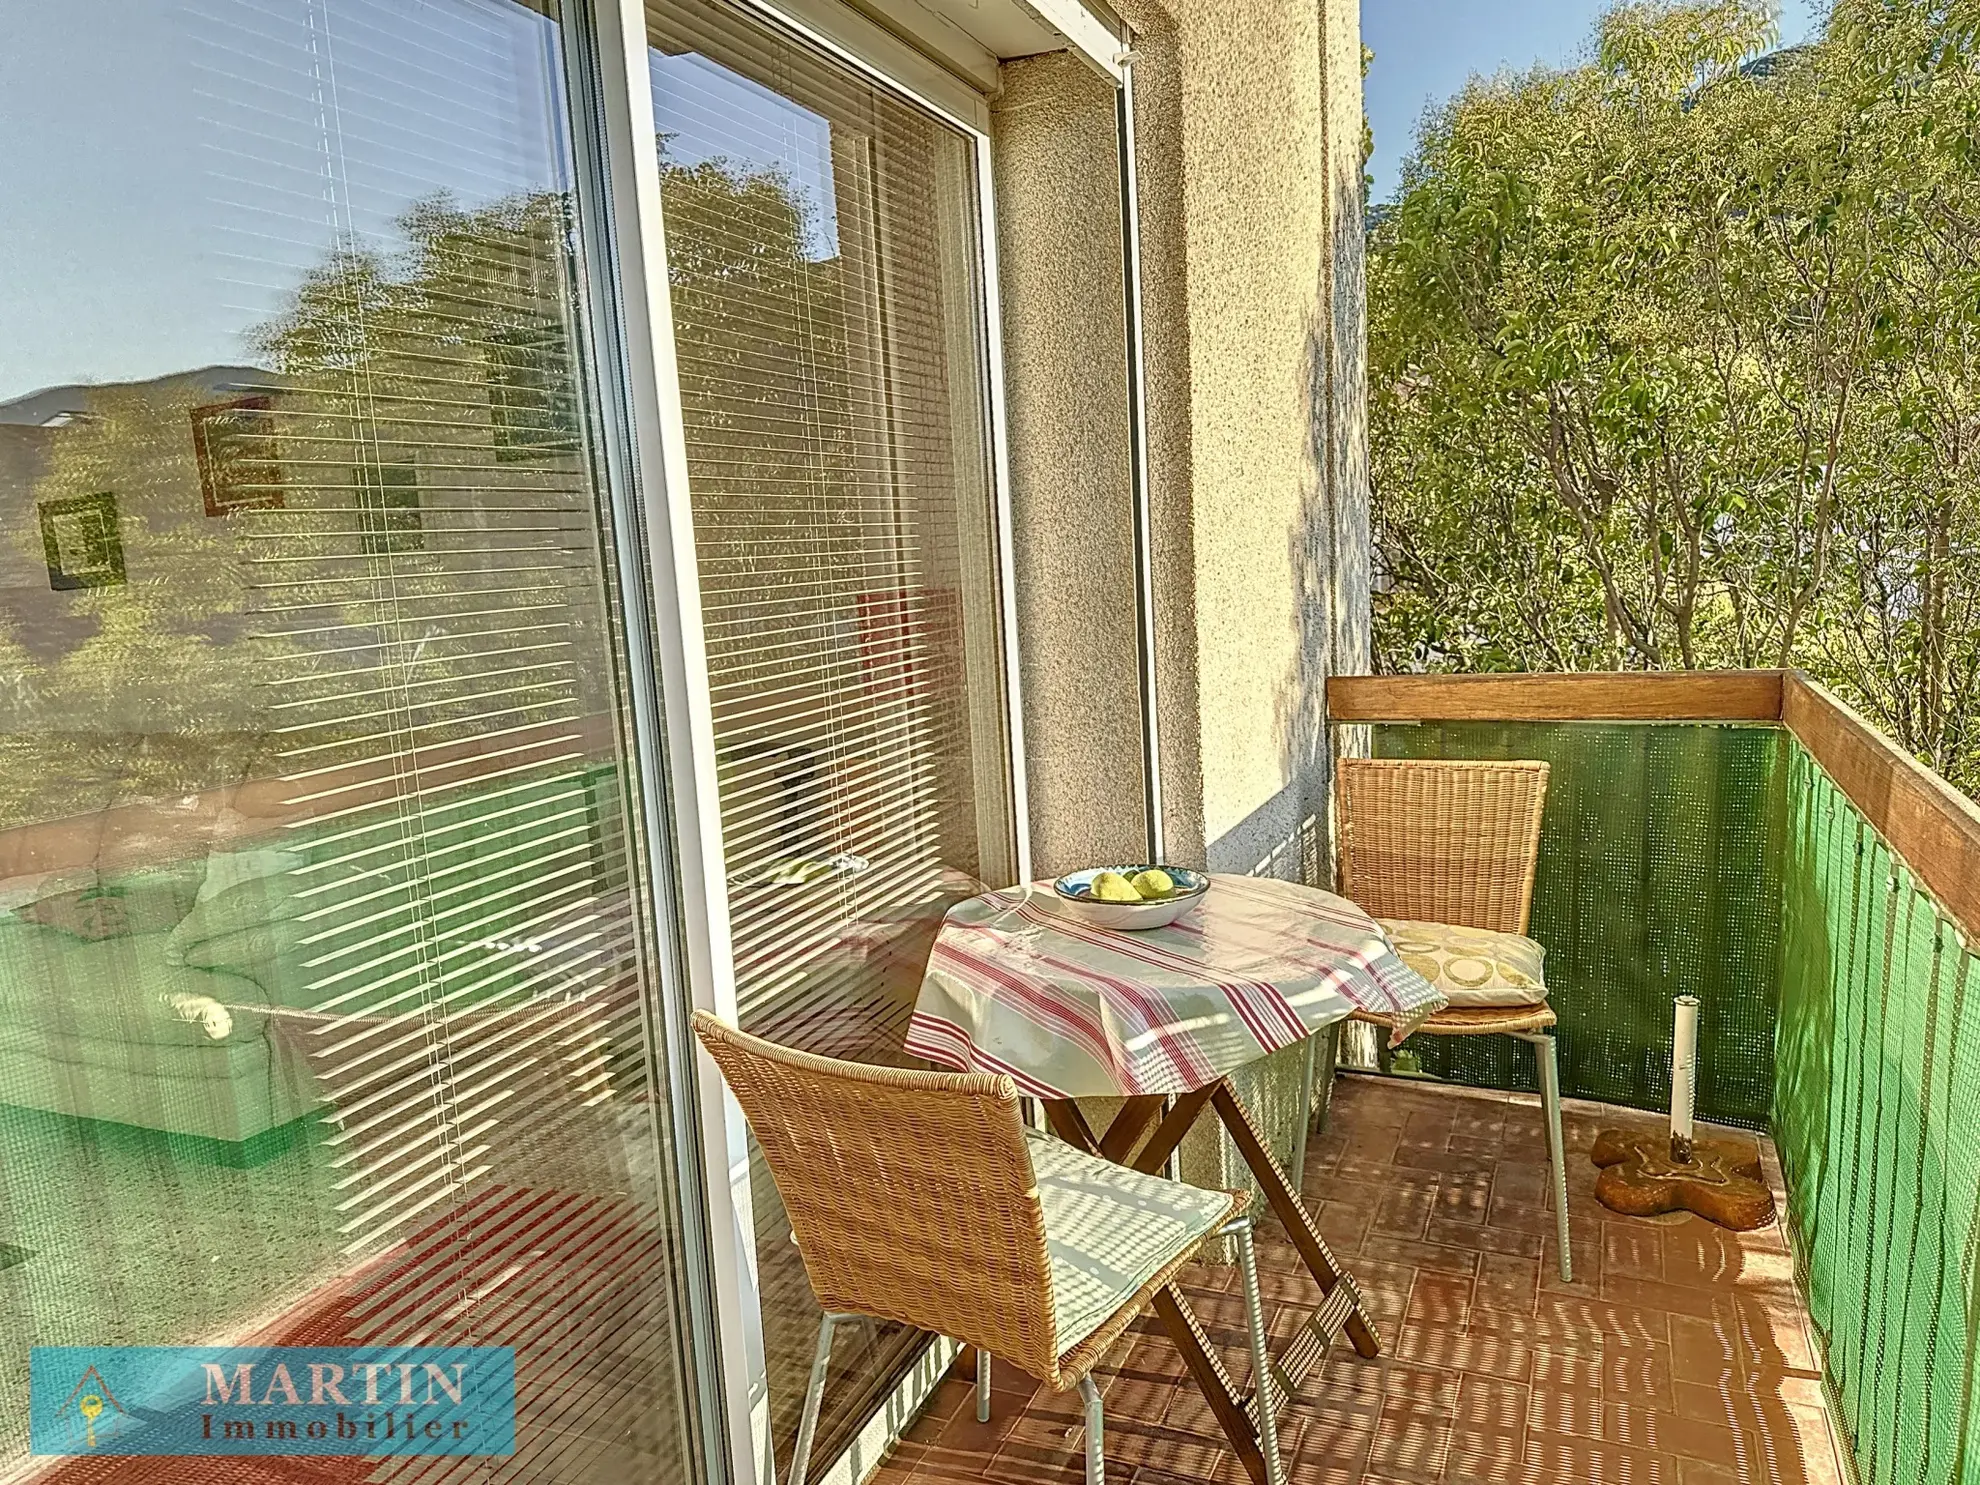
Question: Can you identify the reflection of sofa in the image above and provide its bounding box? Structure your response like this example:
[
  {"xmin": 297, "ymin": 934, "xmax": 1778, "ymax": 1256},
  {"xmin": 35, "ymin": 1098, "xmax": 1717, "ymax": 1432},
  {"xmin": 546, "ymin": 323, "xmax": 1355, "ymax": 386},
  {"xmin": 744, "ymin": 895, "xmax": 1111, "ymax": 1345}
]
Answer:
[
  {"xmin": 0, "ymin": 857, "xmax": 320, "ymax": 1153},
  {"xmin": 0, "ymin": 766, "xmax": 621, "ymax": 1160}
]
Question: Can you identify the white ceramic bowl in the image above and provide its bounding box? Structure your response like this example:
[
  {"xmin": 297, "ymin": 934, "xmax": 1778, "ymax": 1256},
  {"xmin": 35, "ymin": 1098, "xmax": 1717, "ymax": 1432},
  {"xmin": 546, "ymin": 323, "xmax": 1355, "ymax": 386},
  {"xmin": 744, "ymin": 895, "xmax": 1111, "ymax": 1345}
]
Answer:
[{"xmin": 1050, "ymin": 865, "xmax": 1210, "ymax": 931}]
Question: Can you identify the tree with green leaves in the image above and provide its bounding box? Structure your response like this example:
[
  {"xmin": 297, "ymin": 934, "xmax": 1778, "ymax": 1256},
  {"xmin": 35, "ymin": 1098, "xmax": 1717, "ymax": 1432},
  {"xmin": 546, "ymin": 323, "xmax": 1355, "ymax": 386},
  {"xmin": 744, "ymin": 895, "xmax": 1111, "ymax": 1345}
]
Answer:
[{"xmin": 1369, "ymin": 0, "xmax": 1980, "ymax": 792}]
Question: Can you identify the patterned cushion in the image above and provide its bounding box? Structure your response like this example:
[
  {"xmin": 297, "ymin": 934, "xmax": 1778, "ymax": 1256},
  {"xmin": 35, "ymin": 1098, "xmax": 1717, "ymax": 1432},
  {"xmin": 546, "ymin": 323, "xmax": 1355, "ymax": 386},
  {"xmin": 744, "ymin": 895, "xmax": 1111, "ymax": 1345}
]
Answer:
[
  {"xmin": 1024, "ymin": 1129, "xmax": 1235, "ymax": 1354},
  {"xmin": 1378, "ymin": 919, "xmax": 1549, "ymax": 1007}
]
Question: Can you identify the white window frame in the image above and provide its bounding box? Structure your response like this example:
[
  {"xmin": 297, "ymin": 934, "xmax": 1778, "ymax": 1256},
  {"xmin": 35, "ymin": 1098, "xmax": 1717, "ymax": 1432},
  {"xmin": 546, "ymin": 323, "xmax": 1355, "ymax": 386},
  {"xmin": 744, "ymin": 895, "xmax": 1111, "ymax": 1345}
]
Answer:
[{"xmin": 582, "ymin": 2, "xmax": 1031, "ymax": 1480}]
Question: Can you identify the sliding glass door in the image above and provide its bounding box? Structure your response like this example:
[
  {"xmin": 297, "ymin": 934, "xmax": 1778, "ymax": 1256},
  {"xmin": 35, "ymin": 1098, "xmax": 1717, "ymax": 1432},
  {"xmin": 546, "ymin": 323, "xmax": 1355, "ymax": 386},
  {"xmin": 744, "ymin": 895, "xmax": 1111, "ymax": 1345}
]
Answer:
[
  {"xmin": 642, "ymin": 0, "xmax": 1018, "ymax": 1472},
  {"xmin": 0, "ymin": 2, "xmax": 704, "ymax": 1479}
]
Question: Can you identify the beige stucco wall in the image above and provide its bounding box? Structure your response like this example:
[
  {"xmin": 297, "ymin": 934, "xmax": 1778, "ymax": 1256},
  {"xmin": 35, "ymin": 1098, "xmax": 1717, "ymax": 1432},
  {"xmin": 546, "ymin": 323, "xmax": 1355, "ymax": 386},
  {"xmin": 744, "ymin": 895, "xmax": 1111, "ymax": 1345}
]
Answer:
[
  {"xmin": 989, "ymin": 52, "xmax": 1147, "ymax": 878},
  {"xmin": 993, "ymin": 0, "xmax": 1370, "ymax": 887},
  {"xmin": 1120, "ymin": 0, "xmax": 1371, "ymax": 882}
]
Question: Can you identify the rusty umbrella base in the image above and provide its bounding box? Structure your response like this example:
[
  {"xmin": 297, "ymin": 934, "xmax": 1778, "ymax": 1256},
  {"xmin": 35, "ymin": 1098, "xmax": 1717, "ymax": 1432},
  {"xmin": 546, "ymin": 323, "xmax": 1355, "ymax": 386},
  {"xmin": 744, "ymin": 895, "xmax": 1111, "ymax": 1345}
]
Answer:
[{"xmin": 1590, "ymin": 1128, "xmax": 1778, "ymax": 1232}]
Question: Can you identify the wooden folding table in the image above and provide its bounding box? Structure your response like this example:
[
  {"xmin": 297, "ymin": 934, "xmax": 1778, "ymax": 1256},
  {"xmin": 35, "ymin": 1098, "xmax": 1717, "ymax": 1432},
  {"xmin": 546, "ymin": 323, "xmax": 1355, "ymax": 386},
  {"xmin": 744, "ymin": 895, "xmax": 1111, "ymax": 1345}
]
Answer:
[{"xmin": 906, "ymin": 873, "xmax": 1447, "ymax": 1484}]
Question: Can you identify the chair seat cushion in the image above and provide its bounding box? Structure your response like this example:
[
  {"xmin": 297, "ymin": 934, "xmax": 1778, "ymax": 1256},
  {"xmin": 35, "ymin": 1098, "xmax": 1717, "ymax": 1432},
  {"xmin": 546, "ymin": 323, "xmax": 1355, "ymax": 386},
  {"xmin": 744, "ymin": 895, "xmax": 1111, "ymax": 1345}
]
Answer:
[
  {"xmin": 1024, "ymin": 1128, "xmax": 1236, "ymax": 1355},
  {"xmin": 1378, "ymin": 919, "xmax": 1548, "ymax": 1007}
]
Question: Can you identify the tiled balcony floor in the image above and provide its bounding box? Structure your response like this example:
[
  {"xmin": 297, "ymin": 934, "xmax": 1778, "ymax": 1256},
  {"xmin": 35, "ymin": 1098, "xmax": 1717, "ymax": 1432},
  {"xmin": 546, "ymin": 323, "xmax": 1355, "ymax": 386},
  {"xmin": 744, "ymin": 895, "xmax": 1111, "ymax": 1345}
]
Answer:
[{"xmin": 870, "ymin": 1073, "xmax": 1845, "ymax": 1485}]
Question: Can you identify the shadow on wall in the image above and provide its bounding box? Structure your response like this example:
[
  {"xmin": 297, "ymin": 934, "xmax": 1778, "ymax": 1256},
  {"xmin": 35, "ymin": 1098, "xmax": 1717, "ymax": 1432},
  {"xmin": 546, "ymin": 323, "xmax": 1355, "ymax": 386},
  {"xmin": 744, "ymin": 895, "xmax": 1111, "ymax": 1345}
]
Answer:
[{"xmin": 1254, "ymin": 122, "xmax": 1370, "ymax": 887}]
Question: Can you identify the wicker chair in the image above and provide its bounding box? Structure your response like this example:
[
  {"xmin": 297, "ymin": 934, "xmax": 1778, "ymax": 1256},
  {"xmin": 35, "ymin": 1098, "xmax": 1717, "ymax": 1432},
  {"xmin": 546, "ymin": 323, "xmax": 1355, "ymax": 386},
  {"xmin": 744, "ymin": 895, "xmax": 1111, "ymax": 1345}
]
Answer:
[
  {"xmin": 692, "ymin": 1011, "xmax": 1284, "ymax": 1485},
  {"xmin": 1334, "ymin": 758, "xmax": 1573, "ymax": 1281}
]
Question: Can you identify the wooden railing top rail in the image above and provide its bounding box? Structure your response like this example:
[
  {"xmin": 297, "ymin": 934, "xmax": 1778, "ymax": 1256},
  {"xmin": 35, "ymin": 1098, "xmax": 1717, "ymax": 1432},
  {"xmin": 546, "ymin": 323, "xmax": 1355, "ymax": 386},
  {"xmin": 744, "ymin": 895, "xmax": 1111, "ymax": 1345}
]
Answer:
[
  {"xmin": 1782, "ymin": 674, "xmax": 1980, "ymax": 944},
  {"xmin": 1326, "ymin": 669, "xmax": 1786, "ymax": 723},
  {"xmin": 1326, "ymin": 669, "xmax": 1980, "ymax": 942}
]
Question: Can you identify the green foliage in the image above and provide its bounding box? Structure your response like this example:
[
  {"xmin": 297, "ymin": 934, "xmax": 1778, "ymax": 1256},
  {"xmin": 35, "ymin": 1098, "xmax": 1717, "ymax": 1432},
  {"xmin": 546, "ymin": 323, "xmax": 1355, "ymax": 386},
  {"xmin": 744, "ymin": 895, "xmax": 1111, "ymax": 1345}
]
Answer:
[{"xmin": 1370, "ymin": 0, "xmax": 1980, "ymax": 794}]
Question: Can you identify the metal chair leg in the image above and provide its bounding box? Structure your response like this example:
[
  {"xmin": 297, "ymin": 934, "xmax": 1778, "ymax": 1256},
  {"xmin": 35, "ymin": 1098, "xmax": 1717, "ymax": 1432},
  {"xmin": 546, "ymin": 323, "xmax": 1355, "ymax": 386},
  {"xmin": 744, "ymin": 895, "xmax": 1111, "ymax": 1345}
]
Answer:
[
  {"xmin": 1077, "ymin": 1374, "xmax": 1104, "ymax": 1485},
  {"xmin": 1231, "ymin": 1218, "xmax": 1286, "ymax": 1485},
  {"xmin": 976, "ymin": 1346, "xmax": 992, "ymax": 1423},
  {"xmin": 791, "ymin": 1313, "xmax": 845, "ymax": 1485},
  {"xmin": 1530, "ymin": 1032, "xmax": 1573, "ymax": 1282}
]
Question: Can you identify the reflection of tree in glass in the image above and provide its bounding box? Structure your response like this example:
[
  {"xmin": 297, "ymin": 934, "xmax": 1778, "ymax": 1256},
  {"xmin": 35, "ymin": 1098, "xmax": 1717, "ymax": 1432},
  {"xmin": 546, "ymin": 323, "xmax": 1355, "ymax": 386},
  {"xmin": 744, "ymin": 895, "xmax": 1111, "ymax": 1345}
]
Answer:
[
  {"xmin": 661, "ymin": 154, "xmax": 860, "ymax": 587},
  {"xmin": 0, "ymin": 191, "xmax": 609, "ymax": 831},
  {"xmin": 1, "ymin": 373, "xmax": 273, "ymax": 829},
  {"xmin": 244, "ymin": 189, "xmax": 610, "ymax": 785}
]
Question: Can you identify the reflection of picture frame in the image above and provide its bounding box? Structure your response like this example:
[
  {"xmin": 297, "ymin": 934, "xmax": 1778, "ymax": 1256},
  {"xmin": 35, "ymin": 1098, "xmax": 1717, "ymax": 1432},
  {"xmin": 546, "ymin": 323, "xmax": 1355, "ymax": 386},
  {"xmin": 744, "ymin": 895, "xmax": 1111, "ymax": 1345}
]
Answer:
[
  {"xmin": 486, "ymin": 320, "xmax": 581, "ymax": 460},
  {"xmin": 39, "ymin": 491, "xmax": 127, "ymax": 591},
  {"xmin": 354, "ymin": 460, "xmax": 423, "ymax": 555},
  {"xmin": 191, "ymin": 395, "xmax": 284, "ymax": 516}
]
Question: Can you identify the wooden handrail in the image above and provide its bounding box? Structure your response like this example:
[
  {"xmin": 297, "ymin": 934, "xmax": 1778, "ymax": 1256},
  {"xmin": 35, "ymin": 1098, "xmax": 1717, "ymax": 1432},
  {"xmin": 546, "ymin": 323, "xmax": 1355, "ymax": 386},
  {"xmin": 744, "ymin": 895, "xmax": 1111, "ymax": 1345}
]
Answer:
[
  {"xmin": 1782, "ymin": 674, "xmax": 1980, "ymax": 943},
  {"xmin": 1326, "ymin": 668, "xmax": 1980, "ymax": 941},
  {"xmin": 1326, "ymin": 670, "xmax": 1786, "ymax": 723}
]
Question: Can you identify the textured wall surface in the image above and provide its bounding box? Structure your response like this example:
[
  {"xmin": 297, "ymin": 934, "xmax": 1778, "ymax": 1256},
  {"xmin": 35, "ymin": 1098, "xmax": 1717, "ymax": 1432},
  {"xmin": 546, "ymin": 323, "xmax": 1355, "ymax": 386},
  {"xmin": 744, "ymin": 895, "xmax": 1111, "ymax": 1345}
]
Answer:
[
  {"xmin": 989, "ymin": 0, "xmax": 1370, "ymax": 888},
  {"xmin": 1120, "ymin": 0, "xmax": 1371, "ymax": 882},
  {"xmin": 989, "ymin": 53, "xmax": 1147, "ymax": 878}
]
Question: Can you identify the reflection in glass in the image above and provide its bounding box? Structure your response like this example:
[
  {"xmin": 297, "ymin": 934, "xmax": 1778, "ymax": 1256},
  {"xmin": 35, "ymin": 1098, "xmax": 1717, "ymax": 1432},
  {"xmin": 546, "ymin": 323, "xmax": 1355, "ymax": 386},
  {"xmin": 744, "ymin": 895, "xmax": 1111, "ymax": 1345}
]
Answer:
[
  {"xmin": 646, "ymin": 0, "xmax": 1016, "ymax": 1471},
  {"xmin": 0, "ymin": 2, "xmax": 699, "ymax": 1479}
]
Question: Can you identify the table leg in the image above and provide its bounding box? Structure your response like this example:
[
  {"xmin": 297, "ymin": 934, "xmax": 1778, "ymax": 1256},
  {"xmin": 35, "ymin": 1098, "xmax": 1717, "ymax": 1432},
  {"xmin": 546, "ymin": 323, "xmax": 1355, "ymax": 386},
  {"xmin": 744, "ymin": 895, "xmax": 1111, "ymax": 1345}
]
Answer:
[
  {"xmin": 1043, "ymin": 1096, "xmax": 1268, "ymax": 1484},
  {"xmin": 1211, "ymin": 1080, "xmax": 1383, "ymax": 1361}
]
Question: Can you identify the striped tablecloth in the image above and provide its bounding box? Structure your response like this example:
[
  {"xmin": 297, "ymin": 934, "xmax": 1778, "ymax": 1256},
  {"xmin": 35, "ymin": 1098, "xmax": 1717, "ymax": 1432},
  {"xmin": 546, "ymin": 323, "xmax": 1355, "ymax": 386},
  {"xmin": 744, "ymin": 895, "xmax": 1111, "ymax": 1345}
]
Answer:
[{"xmin": 905, "ymin": 874, "xmax": 1447, "ymax": 1099}]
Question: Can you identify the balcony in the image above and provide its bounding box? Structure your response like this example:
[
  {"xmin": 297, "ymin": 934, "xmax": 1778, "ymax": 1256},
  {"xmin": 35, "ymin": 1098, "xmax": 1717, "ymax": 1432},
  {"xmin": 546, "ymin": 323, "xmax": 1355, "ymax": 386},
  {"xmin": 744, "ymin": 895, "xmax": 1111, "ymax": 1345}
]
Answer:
[{"xmin": 864, "ymin": 668, "xmax": 1974, "ymax": 1485}]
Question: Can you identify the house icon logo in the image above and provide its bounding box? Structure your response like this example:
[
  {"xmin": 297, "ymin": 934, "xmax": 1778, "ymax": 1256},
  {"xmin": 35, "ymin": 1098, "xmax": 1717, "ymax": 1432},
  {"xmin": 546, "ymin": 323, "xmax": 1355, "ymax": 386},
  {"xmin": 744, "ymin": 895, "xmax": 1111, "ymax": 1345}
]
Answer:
[{"xmin": 57, "ymin": 1366, "xmax": 126, "ymax": 1450}]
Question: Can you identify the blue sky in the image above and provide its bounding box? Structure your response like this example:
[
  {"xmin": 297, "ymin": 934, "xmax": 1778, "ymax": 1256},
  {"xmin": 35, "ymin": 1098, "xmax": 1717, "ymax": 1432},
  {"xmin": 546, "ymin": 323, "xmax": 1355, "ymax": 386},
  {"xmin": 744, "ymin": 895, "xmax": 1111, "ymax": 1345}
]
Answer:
[
  {"xmin": 1363, "ymin": 0, "xmax": 1827, "ymax": 204},
  {"xmin": 0, "ymin": 0, "xmax": 844, "ymax": 406}
]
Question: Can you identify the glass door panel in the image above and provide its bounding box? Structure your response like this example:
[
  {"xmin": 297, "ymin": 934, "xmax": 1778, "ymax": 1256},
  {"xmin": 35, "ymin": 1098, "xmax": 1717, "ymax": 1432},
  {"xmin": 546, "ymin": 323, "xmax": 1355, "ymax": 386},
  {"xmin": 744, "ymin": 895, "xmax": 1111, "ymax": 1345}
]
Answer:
[
  {"xmin": 0, "ymin": 2, "xmax": 701, "ymax": 1479},
  {"xmin": 643, "ymin": 0, "xmax": 1016, "ymax": 1471}
]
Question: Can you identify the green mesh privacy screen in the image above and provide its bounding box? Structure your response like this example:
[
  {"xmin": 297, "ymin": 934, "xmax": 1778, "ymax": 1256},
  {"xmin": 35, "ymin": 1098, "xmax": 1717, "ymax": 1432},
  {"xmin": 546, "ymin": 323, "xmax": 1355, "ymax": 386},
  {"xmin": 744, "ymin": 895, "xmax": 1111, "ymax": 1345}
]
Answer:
[
  {"xmin": 1775, "ymin": 742, "xmax": 1980, "ymax": 1485},
  {"xmin": 1368, "ymin": 720, "xmax": 1980, "ymax": 1485},
  {"xmin": 1371, "ymin": 722, "xmax": 1786, "ymax": 1128}
]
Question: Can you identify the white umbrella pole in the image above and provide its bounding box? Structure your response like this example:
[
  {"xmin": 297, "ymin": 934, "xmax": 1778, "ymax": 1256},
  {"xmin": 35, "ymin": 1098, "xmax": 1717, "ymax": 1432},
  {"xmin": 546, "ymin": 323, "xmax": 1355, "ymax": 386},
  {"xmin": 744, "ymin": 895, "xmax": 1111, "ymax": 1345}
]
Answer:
[{"xmin": 1670, "ymin": 995, "xmax": 1700, "ymax": 1165}]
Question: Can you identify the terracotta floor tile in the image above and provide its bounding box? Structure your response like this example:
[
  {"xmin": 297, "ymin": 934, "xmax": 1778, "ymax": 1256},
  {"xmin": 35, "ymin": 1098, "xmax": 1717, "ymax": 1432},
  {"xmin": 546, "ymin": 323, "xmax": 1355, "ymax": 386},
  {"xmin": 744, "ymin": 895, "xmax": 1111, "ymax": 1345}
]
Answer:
[
  {"xmin": 1473, "ymin": 1251, "xmax": 1539, "ymax": 1316},
  {"xmin": 862, "ymin": 1083, "xmax": 1839, "ymax": 1485},
  {"xmin": 1525, "ymin": 1371, "xmax": 1607, "ymax": 1443},
  {"xmin": 1668, "ymin": 1310, "xmax": 1821, "ymax": 1382},
  {"xmin": 1399, "ymin": 1105, "xmax": 1457, "ymax": 1150},
  {"xmin": 1437, "ymin": 1426, "xmax": 1531, "ymax": 1484},
  {"xmin": 1355, "ymin": 1235, "xmax": 1481, "ymax": 1277},
  {"xmin": 1603, "ymin": 1273, "xmax": 1741, "ymax": 1322},
  {"xmin": 1446, "ymin": 1132, "xmax": 1505, "ymax": 1163},
  {"xmin": 1317, "ymin": 1200, "xmax": 1375, "ymax": 1253},
  {"xmin": 1373, "ymin": 1185, "xmax": 1438, "ymax": 1241},
  {"xmin": 1604, "ymin": 1220, "xmax": 1668, "ymax": 1282},
  {"xmin": 1539, "ymin": 1226, "xmax": 1605, "ymax": 1299},
  {"xmin": 1597, "ymin": 1400, "xmax": 1743, "ymax": 1468},
  {"xmin": 1365, "ymin": 1400, "xmax": 1454, "ymax": 1484},
  {"xmin": 1523, "ymin": 1428, "xmax": 1684, "ymax": 1484},
  {"xmin": 1593, "ymin": 1341, "xmax": 1677, "ymax": 1412},
  {"xmin": 1431, "ymin": 1170, "xmax": 1494, "ymax": 1224},
  {"xmin": 1425, "ymin": 1216, "xmax": 1539, "ymax": 1259},
  {"xmin": 1406, "ymin": 1271, "xmax": 1475, "ymax": 1328},
  {"xmin": 1321, "ymin": 1351, "xmax": 1463, "ymax": 1413},
  {"xmin": 1392, "ymin": 1323, "xmax": 1533, "ymax": 1382},
  {"xmin": 1464, "ymin": 1301, "xmax": 1619, "ymax": 1358}
]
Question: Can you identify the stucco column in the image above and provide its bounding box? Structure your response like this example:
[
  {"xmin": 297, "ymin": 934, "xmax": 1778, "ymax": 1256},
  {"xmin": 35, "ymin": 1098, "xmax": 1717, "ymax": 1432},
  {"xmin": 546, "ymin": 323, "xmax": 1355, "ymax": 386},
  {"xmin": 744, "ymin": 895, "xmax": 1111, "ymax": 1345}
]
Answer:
[
  {"xmin": 1116, "ymin": 0, "xmax": 1371, "ymax": 1186},
  {"xmin": 989, "ymin": 51, "xmax": 1146, "ymax": 878},
  {"xmin": 1120, "ymin": 0, "xmax": 1371, "ymax": 884}
]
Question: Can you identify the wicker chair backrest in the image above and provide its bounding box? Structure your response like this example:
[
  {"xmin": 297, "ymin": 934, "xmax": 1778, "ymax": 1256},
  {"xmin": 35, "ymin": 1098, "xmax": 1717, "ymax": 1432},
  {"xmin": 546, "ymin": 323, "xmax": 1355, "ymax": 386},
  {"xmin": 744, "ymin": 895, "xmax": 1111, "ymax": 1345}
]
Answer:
[
  {"xmin": 691, "ymin": 1011, "xmax": 1062, "ymax": 1380},
  {"xmin": 1336, "ymin": 758, "xmax": 1550, "ymax": 935}
]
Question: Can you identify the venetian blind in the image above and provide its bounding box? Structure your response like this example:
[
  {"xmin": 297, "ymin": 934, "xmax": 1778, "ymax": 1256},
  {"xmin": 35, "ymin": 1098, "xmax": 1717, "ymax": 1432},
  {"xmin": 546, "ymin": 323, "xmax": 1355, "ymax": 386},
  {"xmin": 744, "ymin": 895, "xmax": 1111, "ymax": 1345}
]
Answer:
[
  {"xmin": 205, "ymin": 0, "xmax": 651, "ymax": 1270},
  {"xmin": 650, "ymin": 0, "xmax": 1016, "ymax": 1066}
]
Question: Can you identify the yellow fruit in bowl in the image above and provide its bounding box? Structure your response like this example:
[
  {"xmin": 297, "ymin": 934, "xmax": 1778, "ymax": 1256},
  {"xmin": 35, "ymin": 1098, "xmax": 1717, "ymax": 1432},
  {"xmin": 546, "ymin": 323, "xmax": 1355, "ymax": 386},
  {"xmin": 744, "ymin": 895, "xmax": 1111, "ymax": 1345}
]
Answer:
[
  {"xmin": 1090, "ymin": 870, "xmax": 1141, "ymax": 903},
  {"xmin": 1131, "ymin": 868, "xmax": 1176, "ymax": 900}
]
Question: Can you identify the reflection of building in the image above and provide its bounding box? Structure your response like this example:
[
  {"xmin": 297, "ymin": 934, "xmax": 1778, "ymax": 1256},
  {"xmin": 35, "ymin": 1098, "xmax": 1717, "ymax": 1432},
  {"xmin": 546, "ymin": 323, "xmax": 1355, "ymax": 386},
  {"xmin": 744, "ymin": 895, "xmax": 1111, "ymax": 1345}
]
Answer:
[{"xmin": 1, "ymin": 366, "xmax": 273, "ymax": 645}]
